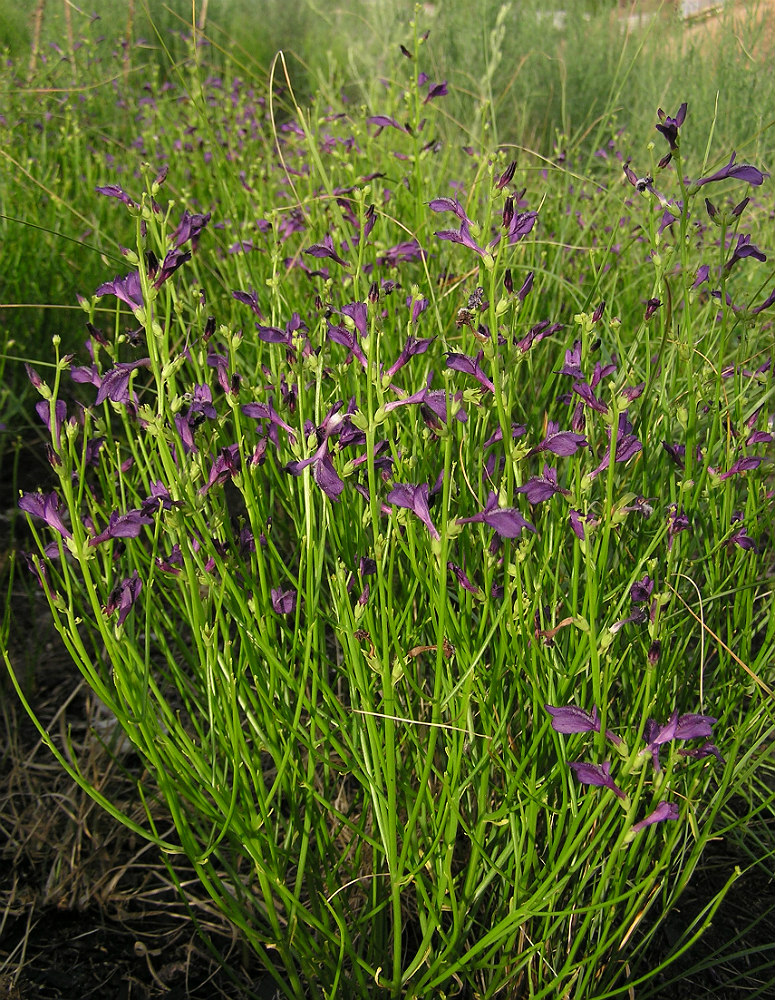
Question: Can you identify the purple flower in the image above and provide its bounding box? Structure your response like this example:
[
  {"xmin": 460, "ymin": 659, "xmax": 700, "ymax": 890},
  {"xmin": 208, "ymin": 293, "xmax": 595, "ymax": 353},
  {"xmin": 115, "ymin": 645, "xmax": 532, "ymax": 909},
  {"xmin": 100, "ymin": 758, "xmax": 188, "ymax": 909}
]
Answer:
[
  {"xmin": 448, "ymin": 561, "xmax": 483, "ymax": 598},
  {"xmin": 678, "ymin": 741, "xmax": 725, "ymax": 764},
  {"xmin": 555, "ymin": 341, "xmax": 584, "ymax": 379},
  {"xmin": 387, "ymin": 482, "xmax": 440, "ymax": 539},
  {"xmin": 384, "ymin": 336, "xmax": 434, "ymax": 379},
  {"xmin": 445, "ymin": 351, "xmax": 495, "ymax": 393},
  {"xmin": 140, "ymin": 480, "xmax": 180, "ymax": 516},
  {"xmin": 96, "ymin": 184, "xmax": 135, "ymax": 207},
  {"xmin": 271, "ymin": 587, "xmax": 297, "ymax": 615},
  {"xmin": 691, "ymin": 151, "xmax": 768, "ymax": 190},
  {"xmin": 515, "ymin": 465, "xmax": 569, "ymax": 504},
  {"xmin": 232, "ymin": 287, "xmax": 264, "ymax": 317},
  {"xmin": 530, "ymin": 421, "xmax": 588, "ymax": 458},
  {"xmin": 630, "ymin": 575, "xmax": 654, "ymax": 604},
  {"xmin": 495, "ymin": 160, "xmax": 517, "ymax": 190},
  {"xmin": 644, "ymin": 298, "xmax": 661, "ymax": 321},
  {"xmin": 200, "ymin": 444, "xmax": 241, "ymax": 495},
  {"xmin": 435, "ymin": 219, "xmax": 488, "ymax": 259},
  {"xmin": 95, "ymin": 359, "xmax": 150, "ymax": 407},
  {"xmin": 327, "ymin": 321, "xmax": 368, "ymax": 369},
  {"xmin": 171, "ymin": 210, "xmax": 211, "ymax": 250},
  {"xmin": 655, "ymin": 102, "xmax": 687, "ymax": 152},
  {"xmin": 152, "ymin": 248, "xmax": 191, "ymax": 287},
  {"xmin": 457, "ymin": 490, "xmax": 535, "ymax": 539},
  {"xmin": 18, "ymin": 491, "xmax": 72, "ymax": 539},
  {"xmin": 569, "ymin": 760, "xmax": 627, "ymax": 800},
  {"xmin": 516, "ymin": 321, "xmax": 562, "ymax": 353},
  {"xmin": 242, "ymin": 401, "xmax": 297, "ymax": 445},
  {"xmin": 714, "ymin": 456, "xmax": 763, "ymax": 480},
  {"xmin": 504, "ymin": 210, "xmax": 538, "ymax": 245},
  {"xmin": 751, "ymin": 285, "xmax": 775, "ymax": 315},
  {"xmin": 384, "ymin": 375, "xmax": 467, "ymax": 426},
  {"xmin": 367, "ymin": 115, "xmax": 410, "ymax": 135},
  {"xmin": 95, "ymin": 272, "xmax": 144, "ymax": 312},
  {"xmin": 667, "ymin": 504, "xmax": 690, "ymax": 550},
  {"xmin": 545, "ymin": 703, "xmax": 623, "ymax": 746},
  {"xmin": 428, "ymin": 197, "xmax": 472, "ymax": 222},
  {"xmin": 573, "ymin": 381, "xmax": 608, "ymax": 414},
  {"xmin": 104, "ymin": 571, "xmax": 142, "ymax": 626},
  {"xmin": 285, "ymin": 439, "xmax": 345, "ymax": 502},
  {"xmin": 423, "ymin": 80, "xmax": 448, "ymax": 103},
  {"xmin": 89, "ymin": 509, "xmax": 154, "ymax": 545},
  {"xmin": 546, "ymin": 704, "xmax": 600, "ymax": 734},
  {"xmin": 726, "ymin": 233, "xmax": 767, "ymax": 270},
  {"xmin": 305, "ymin": 234, "xmax": 348, "ymax": 267},
  {"xmin": 642, "ymin": 710, "xmax": 717, "ymax": 770},
  {"xmin": 630, "ymin": 801, "xmax": 680, "ymax": 835},
  {"xmin": 35, "ymin": 399, "xmax": 68, "ymax": 447},
  {"xmin": 728, "ymin": 513, "xmax": 757, "ymax": 551}
]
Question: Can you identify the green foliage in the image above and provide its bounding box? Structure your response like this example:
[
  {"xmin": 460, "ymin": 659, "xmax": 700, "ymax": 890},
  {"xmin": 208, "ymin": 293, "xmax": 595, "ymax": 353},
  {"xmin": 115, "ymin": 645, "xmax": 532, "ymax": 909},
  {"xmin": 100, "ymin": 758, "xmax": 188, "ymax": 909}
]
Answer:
[{"xmin": 2, "ymin": 3, "xmax": 775, "ymax": 997}]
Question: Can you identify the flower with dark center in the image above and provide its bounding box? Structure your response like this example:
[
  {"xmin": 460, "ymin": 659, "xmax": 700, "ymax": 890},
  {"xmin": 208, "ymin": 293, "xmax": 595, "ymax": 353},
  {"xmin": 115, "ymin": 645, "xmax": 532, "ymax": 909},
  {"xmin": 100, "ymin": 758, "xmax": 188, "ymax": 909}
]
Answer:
[
  {"xmin": 104, "ymin": 571, "xmax": 142, "ymax": 627},
  {"xmin": 200, "ymin": 444, "xmax": 241, "ymax": 495},
  {"xmin": 18, "ymin": 491, "xmax": 72, "ymax": 538},
  {"xmin": 271, "ymin": 587, "xmax": 297, "ymax": 615},
  {"xmin": 655, "ymin": 102, "xmax": 687, "ymax": 152},
  {"xmin": 457, "ymin": 490, "xmax": 535, "ymax": 539}
]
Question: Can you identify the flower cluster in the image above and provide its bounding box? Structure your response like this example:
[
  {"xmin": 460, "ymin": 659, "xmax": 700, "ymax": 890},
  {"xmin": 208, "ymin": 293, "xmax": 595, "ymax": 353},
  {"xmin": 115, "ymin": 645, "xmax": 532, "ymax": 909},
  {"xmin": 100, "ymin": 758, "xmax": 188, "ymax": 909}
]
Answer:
[{"xmin": 545, "ymin": 703, "xmax": 723, "ymax": 840}]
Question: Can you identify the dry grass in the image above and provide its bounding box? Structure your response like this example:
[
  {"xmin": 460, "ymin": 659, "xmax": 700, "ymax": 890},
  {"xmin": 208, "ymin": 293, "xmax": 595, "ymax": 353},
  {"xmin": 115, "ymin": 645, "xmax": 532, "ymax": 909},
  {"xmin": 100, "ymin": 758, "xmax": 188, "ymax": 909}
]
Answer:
[{"xmin": 0, "ymin": 607, "xmax": 263, "ymax": 999}]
